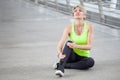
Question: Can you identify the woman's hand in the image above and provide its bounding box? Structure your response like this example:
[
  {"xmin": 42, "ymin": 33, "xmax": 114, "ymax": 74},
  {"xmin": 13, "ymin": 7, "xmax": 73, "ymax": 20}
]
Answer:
[
  {"xmin": 67, "ymin": 42, "xmax": 78, "ymax": 48},
  {"xmin": 58, "ymin": 52, "xmax": 66, "ymax": 59}
]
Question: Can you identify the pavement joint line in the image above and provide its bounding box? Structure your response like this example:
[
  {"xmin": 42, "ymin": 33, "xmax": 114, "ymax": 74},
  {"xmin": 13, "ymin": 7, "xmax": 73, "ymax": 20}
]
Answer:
[
  {"xmin": 94, "ymin": 38, "xmax": 120, "ymax": 41},
  {"xmin": 0, "ymin": 41, "xmax": 58, "ymax": 49},
  {"xmin": 8, "ymin": 17, "xmax": 70, "ymax": 22}
]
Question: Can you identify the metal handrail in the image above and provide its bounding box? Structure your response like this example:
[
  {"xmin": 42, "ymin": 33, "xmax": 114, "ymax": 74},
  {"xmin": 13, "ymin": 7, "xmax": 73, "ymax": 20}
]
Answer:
[{"xmin": 28, "ymin": 0, "xmax": 120, "ymax": 29}]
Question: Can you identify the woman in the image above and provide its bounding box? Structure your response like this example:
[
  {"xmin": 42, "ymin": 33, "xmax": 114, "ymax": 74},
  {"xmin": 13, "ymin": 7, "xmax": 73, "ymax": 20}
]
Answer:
[{"xmin": 55, "ymin": 5, "xmax": 95, "ymax": 77}]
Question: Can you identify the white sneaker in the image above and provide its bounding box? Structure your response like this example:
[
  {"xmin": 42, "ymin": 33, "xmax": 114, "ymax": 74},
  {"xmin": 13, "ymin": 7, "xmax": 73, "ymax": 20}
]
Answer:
[{"xmin": 55, "ymin": 70, "xmax": 64, "ymax": 77}]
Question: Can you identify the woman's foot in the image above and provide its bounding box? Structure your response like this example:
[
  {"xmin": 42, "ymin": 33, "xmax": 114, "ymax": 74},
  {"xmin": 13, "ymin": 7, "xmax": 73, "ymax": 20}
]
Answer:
[
  {"xmin": 55, "ymin": 65, "xmax": 64, "ymax": 77},
  {"xmin": 55, "ymin": 70, "xmax": 64, "ymax": 77}
]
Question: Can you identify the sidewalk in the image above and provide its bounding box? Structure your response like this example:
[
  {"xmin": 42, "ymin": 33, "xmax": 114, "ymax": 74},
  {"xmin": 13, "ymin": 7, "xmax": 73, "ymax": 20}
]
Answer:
[{"xmin": 0, "ymin": 0, "xmax": 120, "ymax": 80}]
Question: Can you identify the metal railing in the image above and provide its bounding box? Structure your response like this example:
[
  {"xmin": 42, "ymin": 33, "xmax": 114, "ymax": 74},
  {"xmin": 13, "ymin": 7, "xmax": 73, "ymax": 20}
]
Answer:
[{"xmin": 28, "ymin": 0, "xmax": 120, "ymax": 29}]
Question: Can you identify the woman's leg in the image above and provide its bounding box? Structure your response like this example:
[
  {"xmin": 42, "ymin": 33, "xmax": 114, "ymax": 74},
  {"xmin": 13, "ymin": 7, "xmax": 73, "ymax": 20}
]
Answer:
[
  {"xmin": 58, "ymin": 41, "xmax": 74, "ymax": 67},
  {"xmin": 55, "ymin": 41, "xmax": 75, "ymax": 77},
  {"xmin": 66, "ymin": 57, "xmax": 95, "ymax": 69}
]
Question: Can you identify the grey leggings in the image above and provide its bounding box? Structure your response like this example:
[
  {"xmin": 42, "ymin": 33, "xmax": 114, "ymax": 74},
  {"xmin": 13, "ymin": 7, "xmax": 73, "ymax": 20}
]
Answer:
[{"xmin": 60, "ymin": 41, "xmax": 95, "ymax": 69}]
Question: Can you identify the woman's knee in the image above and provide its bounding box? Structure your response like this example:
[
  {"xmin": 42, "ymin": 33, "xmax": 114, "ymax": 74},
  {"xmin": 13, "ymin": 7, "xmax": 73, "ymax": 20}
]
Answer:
[
  {"xmin": 87, "ymin": 57, "xmax": 95, "ymax": 68},
  {"xmin": 62, "ymin": 41, "xmax": 72, "ymax": 54}
]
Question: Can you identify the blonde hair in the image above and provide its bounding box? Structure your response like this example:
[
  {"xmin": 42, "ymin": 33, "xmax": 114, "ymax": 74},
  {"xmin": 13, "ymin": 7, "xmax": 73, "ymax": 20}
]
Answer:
[{"xmin": 72, "ymin": 5, "xmax": 87, "ymax": 16}]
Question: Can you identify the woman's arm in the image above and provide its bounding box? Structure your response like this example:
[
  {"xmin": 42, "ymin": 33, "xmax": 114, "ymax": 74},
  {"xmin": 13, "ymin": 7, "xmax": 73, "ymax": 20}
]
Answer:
[
  {"xmin": 67, "ymin": 23, "xmax": 94, "ymax": 50},
  {"xmin": 57, "ymin": 25, "xmax": 71, "ymax": 58}
]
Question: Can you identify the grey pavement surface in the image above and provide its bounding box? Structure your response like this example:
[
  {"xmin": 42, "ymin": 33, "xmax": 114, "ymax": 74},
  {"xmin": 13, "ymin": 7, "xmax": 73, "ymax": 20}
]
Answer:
[{"xmin": 0, "ymin": 0, "xmax": 120, "ymax": 80}]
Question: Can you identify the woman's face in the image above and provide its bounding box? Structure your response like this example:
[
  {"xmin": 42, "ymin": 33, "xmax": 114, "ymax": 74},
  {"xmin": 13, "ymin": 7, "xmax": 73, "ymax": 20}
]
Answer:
[{"xmin": 73, "ymin": 7, "xmax": 85, "ymax": 19}]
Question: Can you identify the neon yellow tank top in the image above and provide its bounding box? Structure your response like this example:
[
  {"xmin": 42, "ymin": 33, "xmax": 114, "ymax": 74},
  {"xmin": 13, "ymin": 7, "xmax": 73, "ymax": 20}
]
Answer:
[{"xmin": 69, "ymin": 22, "xmax": 90, "ymax": 57}]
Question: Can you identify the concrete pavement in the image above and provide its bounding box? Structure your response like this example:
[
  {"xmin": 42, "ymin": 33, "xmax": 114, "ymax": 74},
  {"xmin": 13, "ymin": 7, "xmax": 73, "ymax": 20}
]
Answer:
[{"xmin": 0, "ymin": 0, "xmax": 120, "ymax": 80}]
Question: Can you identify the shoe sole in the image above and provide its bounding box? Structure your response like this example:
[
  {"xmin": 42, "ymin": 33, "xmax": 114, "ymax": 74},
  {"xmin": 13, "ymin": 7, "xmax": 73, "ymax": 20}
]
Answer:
[{"xmin": 55, "ymin": 70, "xmax": 64, "ymax": 77}]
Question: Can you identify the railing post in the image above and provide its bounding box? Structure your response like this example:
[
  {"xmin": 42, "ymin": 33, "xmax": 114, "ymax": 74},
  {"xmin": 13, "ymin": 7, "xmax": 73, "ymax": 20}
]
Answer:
[
  {"xmin": 66, "ymin": 0, "xmax": 70, "ymax": 11},
  {"xmin": 44, "ymin": 0, "xmax": 48, "ymax": 8},
  {"xmin": 116, "ymin": 0, "xmax": 120, "ymax": 9},
  {"xmin": 79, "ymin": 0, "xmax": 84, "ymax": 6},
  {"xmin": 98, "ymin": 0, "xmax": 105, "ymax": 22},
  {"xmin": 55, "ymin": 0, "xmax": 58, "ymax": 11},
  {"xmin": 34, "ymin": 0, "xmax": 38, "ymax": 4}
]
